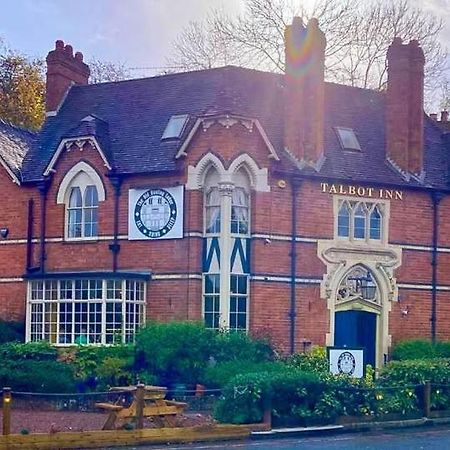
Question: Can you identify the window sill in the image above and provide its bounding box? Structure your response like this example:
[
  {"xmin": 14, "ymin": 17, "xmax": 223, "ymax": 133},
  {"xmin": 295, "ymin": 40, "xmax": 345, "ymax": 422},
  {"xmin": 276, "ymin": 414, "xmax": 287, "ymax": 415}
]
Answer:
[{"xmin": 64, "ymin": 237, "xmax": 100, "ymax": 244}]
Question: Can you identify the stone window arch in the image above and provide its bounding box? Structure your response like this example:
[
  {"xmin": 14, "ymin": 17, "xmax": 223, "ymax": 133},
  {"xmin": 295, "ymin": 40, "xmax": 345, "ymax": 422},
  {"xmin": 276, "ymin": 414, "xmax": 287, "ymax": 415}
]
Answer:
[{"xmin": 57, "ymin": 161, "xmax": 105, "ymax": 240}]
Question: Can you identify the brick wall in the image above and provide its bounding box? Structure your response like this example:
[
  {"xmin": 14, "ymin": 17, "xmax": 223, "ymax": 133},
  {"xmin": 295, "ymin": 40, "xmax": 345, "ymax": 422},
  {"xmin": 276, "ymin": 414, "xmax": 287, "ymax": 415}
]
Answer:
[{"xmin": 1, "ymin": 124, "xmax": 450, "ymax": 354}]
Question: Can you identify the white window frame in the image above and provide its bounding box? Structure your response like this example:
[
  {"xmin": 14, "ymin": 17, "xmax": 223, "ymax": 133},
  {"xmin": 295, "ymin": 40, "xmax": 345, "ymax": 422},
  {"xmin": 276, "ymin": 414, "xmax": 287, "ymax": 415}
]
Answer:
[
  {"xmin": 56, "ymin": 161, "xmax": 106, "ymax": 241},
  {"xmin": 26, "ymin": 279, "xmax": 146, "ymax": 345},
  {"xmin": 334, "ymin": 197, "xmax": 389, "ymax": 244}
]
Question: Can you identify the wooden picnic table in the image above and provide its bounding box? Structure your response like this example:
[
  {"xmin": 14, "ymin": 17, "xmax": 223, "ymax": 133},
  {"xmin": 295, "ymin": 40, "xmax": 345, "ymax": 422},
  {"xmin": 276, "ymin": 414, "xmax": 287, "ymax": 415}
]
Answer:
[{"xmin": 95, "ymin": 384, "xmax": 187, "ymax": 430}]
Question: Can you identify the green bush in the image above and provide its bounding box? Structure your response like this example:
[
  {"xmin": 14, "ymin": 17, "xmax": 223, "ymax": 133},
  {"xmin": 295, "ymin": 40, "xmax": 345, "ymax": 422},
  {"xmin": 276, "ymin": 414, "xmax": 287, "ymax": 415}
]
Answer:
[
  {"xmin": 214, "ymin": 368, "xmax": 334, "ymax": 425},
  {"xmin": 202, "ymin": 361, "xmax": 285, "ymax": 388},
  {"xmin": 0, "ymin": 341, "xmax": 57, "ymax": 361},
  {"xmin": 379, "ymin": 358, "xmax": 450, "ymax": 386},
  {"xmin": 391, "ymin": 340, "xmax": 437, "ymax": 360},
  {"xmin": 0, "ymin": 320, "xmax": 24, "ymax": 343},
  {"xmin": 286, "ymin": 346, "xmax": 328, "ymax": 374},
  {"xmin": 136, "ymin": 321, "xmax": 215, "ymax": 385},
  {"xmin": 59, "ymin": 345, "xmax": 135, "ymax": 390},
  {"xmin": 0, "ymin": 360, "xmax": 76, "ymax": 392},
  {"xmin": 211, "ymin": 331, "xmax": 274, "ymax": 363}
]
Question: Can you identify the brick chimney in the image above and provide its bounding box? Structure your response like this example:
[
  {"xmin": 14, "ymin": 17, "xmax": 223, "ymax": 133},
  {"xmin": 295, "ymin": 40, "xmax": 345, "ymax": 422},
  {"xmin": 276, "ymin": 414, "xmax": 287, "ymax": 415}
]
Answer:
[
  {"xmin": 45, "ymin": 40, "xmax": 90, "ymax": 113},
  {"xmin": 386, "ymin": 38, "xmax": 425, "ymax": 175},
  {"xmin": 284, "ymin": 17, "xmax": 326, "ymax": 165}
]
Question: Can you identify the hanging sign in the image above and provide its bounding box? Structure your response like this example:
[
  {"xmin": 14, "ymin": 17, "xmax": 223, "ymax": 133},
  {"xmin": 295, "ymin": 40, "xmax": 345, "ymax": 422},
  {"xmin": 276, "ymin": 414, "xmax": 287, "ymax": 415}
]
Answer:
[
  {"xmin": 128, "ymin": 186, "xmax": 184, "ymax": 240},
  {"xmin": 328, "ymin": 347, "xmax": 364, "ymax": 378}
]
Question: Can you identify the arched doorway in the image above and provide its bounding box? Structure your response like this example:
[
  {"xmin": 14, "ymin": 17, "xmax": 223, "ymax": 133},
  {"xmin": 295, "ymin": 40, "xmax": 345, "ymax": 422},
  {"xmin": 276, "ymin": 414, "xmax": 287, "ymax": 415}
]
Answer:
[{"xmin": 334, "ymin": 266, "xmax": 381, "ymax": 368}]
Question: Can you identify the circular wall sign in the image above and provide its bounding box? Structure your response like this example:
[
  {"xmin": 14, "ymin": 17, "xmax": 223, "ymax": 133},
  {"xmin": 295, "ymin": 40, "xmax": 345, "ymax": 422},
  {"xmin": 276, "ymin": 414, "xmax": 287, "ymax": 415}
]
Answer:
[
  {"xmin": 337, "ymin": 351, "xmax": 356, "ymax": 375},
  {"xmin": 134, "ymin": 188, "xmax": 177, "ymax": 238}
]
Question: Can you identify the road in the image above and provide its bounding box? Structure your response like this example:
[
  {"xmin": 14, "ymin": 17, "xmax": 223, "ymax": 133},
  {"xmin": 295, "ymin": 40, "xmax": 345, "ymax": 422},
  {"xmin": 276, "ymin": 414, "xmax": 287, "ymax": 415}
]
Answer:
[{"xmin": 109, "ymin": 426, "xmax": 450, "ymax": 450}]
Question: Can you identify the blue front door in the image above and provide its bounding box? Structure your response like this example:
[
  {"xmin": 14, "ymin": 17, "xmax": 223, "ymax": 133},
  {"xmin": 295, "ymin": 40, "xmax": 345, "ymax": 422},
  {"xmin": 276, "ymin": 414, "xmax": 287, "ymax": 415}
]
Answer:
[{"xmin": 335, "ymin": 310, "xmax": 377, "ymax": 367}]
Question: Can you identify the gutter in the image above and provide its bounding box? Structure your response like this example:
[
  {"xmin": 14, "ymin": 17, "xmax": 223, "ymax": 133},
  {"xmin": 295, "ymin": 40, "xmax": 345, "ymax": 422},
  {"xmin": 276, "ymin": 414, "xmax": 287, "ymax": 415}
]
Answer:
[
  {"xmin": 38, "ymin": 178, "xmax": 50, "ymax": 273},
  {"xmin": 289, "ymin": 178, "xmax": 301, "ymax": 354},
  {"xmin": 430, "ymin": 191, "xmax": 444, "ymax": 342},
  {"xmin": 108, "ymin": 173, "xmax": 123, "ymax": 272}
]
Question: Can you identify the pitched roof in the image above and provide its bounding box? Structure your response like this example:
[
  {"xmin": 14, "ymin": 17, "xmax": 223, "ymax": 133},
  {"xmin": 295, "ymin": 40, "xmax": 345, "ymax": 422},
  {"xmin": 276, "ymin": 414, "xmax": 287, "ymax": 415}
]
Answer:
[
  {"xmin": 0, "ymin": 120, "xmax": 36, "ymax": 183},
  {"xmin": 21, "ymin": 66, "xmax": 450, "ymax": 189}
]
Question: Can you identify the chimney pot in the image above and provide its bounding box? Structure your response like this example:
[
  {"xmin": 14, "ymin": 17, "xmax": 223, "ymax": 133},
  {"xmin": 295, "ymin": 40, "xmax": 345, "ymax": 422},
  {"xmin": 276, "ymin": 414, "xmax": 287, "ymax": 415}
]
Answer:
[
  {"xmin": 442, "ymin": 111, "xmax": 449, "ymax": 123},
  {"xmin": 64, "ymin": 44, "xmax": 73, "ymax": 56},
  {"xmin": 45, "ymin": 41, "xmax": 90, "ymax": 113}
]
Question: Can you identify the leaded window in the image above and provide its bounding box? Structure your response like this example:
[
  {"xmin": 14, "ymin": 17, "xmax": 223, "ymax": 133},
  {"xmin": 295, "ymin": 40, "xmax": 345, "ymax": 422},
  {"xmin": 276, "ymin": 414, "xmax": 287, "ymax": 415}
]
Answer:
[
  {"xmin": 27, "ymin": 279, "xmax": 146, "ymax": 345},
  {"xmin": 68, "ymin": 184, "xmax": 99, "ymax": 238},
  {"xmin": 337, "ymin": 266, "xmax": 379, "ymax": 304},
  {"xmin": 204, "ymin": 274, "xmax": 220, "ymax": 329},
  {"xmin": 205, "ymin": 188, "xmax": 221, "ymax": 234},
  {"xmin": 230, "ymin": 274, "xmax": 248, "ymax": 330},
  {"xmin": 336, "ymin": 200, "xmax": 384, "ymax": 242},
  {"xmin": 231, "ymin": 188, "xmax": 249, "ymax": 235}
]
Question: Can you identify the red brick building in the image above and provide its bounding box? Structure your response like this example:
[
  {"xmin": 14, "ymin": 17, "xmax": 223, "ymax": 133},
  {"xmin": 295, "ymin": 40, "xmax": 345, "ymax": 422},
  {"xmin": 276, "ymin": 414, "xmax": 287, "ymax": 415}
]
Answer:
[{"xmin": 1, "ymin": 19, "xmax": 450, "ymax": 367}]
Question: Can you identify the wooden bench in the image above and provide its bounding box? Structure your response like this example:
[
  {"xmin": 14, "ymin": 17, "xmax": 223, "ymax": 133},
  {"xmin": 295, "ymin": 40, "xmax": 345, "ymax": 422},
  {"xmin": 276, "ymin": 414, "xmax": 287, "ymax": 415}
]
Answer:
[{"xmin": 95, "ymin": 385, "xmax": 187, "ymax": 430}]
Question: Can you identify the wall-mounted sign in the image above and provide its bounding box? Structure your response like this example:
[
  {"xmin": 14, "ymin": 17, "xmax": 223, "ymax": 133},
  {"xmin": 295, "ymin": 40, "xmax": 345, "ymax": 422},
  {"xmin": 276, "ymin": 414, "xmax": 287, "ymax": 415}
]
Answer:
[
  {"xmin": 321, "ymin": 183, "xmax": 403, "ymax": 200},
  {"xmin": 128, "ymin": 186, "xmax": 184, "ymax": 240},
  {"xmin": 328, "ymin": 347, "xmax": 364, "ymax": 378}
]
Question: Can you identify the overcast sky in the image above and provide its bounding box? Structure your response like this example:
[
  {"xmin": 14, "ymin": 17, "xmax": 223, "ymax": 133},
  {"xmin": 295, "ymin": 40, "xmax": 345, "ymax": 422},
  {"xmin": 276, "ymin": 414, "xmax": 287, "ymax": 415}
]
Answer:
[{"xmin": 1, "ymin": 0, "xmax": 449, "ymax": 76}]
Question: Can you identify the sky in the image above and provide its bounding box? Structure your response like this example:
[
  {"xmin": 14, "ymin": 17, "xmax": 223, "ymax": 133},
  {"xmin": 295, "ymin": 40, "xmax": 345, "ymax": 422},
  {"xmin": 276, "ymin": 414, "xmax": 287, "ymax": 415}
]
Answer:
[{"xmin": 1, "ymin": 0, "xmax": 449, "ymax": 80}]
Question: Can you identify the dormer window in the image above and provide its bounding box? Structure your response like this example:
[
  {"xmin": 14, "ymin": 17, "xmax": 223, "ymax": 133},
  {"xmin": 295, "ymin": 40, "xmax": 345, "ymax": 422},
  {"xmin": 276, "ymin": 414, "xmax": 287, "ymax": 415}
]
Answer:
[
  {"xmin": 335, "ymin": 127, "xmax": 361, "ymax": 151},
  {"xmin": 161, "ymin": 115, "xmax": 189, "ymax": 140}
]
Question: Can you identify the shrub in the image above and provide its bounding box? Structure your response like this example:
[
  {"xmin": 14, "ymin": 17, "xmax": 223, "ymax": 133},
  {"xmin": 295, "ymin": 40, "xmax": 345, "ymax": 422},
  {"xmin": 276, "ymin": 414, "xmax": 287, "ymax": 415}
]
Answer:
[
  {"xmin": 391, "ymin": 340, "xmax": 437, "ymax": 361},
  {"xmin": 136, "ymin": 321, "xmax": 215, "ymax": 385},
  {"xmin": 214, "ymin": 368, "xmax": 334, "ymax": 425},
  {"xmin": 59, "ymin": 345, "xmax": 135, "ymax": 390},
  {"xmin": 379, "ymin": 358, "xmax": 450, "ymax": 386},
  {"xmin": 0, "ymin": 320, "xmax": 25, "ymax": 343},
  {"xmin": 0, "ymin": 341, "xmax": 57, "ymax": 361},
  {"xmin": 0, "ymin": 360, "xmax": 76, "ymax": 392},
  {"xmin": 211, "ymin": 331, "xmax": 275, "ymax": 364},
  {"xmin": 286, "ymin": 346, "xmax": 328, "ymax": 374},
  {"xmin": 202, "ymin": 360, "xmax": 285, "ymax": 388}
]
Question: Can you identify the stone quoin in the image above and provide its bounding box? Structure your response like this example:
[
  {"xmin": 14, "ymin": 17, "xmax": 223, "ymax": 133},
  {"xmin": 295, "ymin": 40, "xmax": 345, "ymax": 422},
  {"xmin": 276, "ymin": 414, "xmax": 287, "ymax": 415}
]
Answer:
[{"xmin": 1, "ymin": 20, "xmax": 450, "ymax": 368}]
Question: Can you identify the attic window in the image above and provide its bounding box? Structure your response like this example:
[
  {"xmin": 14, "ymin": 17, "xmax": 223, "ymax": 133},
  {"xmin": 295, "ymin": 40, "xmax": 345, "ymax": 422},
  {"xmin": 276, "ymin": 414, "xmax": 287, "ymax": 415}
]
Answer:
[
  {"xmin": 162, "ymin": 115, "xmax": 189, "ymax": 140},
  {"xmin": 335, "ymin": 127, "xmax": 361, "ymax": 151}
]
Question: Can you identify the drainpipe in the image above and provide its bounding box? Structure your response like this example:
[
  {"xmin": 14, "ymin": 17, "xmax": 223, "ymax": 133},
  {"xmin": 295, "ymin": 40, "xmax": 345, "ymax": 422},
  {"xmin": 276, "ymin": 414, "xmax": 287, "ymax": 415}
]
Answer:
[
  {"xmin": 109, "ymin": 174, "xmax": 123, "ymax": 272},
  {"xmin": 38, "ymin": 179, "xmax": 50, "ymax": 273},
  {"xmin": 289, "ymin": 179, "xmax": 301, "ymax": 354},
  {"xmin": 431, "ymin": 191, "xmax": 443, "ymax": 343},
  {"xmin": 26, "ymin": 199, "xmax": 34, "ymax": 272}
]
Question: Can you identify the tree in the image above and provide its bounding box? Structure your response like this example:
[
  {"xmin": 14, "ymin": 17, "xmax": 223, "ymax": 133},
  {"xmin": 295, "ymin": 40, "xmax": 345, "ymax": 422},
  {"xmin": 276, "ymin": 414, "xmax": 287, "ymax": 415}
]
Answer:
[
  {"xmin": 0, "ymin": 42, "xmax": 45, "ymax": 130},
  {"xmin": 88, "ymin": 58, "xmax": 129, "ymax": 84},
  {"xmin": 0, "ymin": 38, "xmax": 129, "ymax": 130},
  {"xmin": 168, "ymin": 0, "xmax": 448, "ymax": 104}
]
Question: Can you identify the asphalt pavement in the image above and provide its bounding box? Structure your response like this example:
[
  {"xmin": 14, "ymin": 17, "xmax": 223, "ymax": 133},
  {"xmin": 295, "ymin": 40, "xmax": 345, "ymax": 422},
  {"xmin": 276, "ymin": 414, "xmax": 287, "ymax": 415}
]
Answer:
[{"xmin": 109, "ymin": 425, "xmax": 450, "ymax": 449}]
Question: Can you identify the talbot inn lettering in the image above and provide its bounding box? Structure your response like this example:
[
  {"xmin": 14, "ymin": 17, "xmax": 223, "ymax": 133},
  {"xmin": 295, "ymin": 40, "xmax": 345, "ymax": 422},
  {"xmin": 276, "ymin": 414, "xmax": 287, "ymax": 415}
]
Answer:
[{"xmin": 321, "ymin": 183, "xmax": 403, "ymax": 200}]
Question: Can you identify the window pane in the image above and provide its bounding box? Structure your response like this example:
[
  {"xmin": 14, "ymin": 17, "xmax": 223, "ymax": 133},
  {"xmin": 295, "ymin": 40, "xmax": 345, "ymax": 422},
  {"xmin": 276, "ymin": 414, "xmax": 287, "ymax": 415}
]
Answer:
[
  {"xmin": 370, "ymin": 207, "xmax": 381, "ymax": 240},
  {"xmin": 338, "ymin": 204, "xmax": 350, "ymax": 237},
  {"xmin": 354, "ymin": 205, "xmax": 366, "ymax": 239},
  {"xmin": 231, "ymin": 188, "xmax": 249, "ymax": 235},
  {"xmin": 68, "ymin": 209, "xmax": 82, "ymax": 238},
  {"xmin": 84, "ymin": 186, "xmax": 98, "ymax": 207},
  {"xmin": 69, "ymin": 187, "xmax": 82, "ymax": 207}
]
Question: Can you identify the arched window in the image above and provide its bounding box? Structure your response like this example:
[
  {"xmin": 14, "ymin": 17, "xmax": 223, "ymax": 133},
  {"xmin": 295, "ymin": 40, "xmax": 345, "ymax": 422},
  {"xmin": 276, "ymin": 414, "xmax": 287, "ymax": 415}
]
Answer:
[
  {"xmin": 202, "ymin": 163, "xmax": 251, "ymax": 330},
  {"xmin": 337, "ymin": 266, "xmax": 379, "ymax": 304},
  {"xmin": 353, "ymin": 204, "xmax": 366, "ymax": 239},
  {"xmin": 369, "ymin": 206, "xmax": 381, "ymax": 240},
  {"xmin": 231, "ymin": 187, "xmax": 249, "ymax": 235},
  {"xmin": 57, "ymin": 162, "xmax": 105, "ymax": 240},
  {"xmin": 337, "ymin": 202, "xmax": 350, "ymax": 237},
  {"xmin": 205, "ymin": 187, "xmax": 221, "ymax": 234}
]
